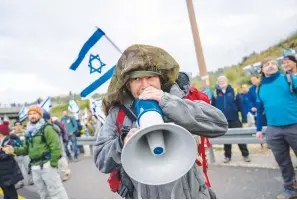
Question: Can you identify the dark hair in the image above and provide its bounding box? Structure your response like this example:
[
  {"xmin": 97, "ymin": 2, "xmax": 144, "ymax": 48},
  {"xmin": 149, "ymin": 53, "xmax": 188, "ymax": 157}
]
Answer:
[{"xmin": 14, "ymin": 121, "xmax": 22, "ymax": 126}]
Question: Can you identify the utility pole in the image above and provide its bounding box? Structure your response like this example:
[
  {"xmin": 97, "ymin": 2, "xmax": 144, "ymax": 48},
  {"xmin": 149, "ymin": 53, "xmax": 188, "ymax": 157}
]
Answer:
[{"xmin": 186, "ymin": 0, "xmax": 209, "ymax": 87}]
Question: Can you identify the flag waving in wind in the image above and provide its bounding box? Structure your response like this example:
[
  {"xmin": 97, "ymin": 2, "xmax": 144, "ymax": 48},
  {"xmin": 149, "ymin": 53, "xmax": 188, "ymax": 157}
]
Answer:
[
  {"xmin": 68, "ymin": 92, "xmax": 80, "ymax": 119},
  {"xmin": 89, "ymin": 97, "xmax": 105, "ymax": 124},
  {"xmin": 39, "ymin": 96, "xmax": 52, "ymax": 112},
  {"xmin": 18, "ymin": 104, "xmax": 28, "ymax": 122},
  {"xmin": 69, "ymin": 28, "xmax": 122, "ymax": 98}
]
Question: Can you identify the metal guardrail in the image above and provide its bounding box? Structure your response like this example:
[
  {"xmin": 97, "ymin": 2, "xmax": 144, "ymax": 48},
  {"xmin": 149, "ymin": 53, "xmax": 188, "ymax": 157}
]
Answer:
[
  {"xmin": 77, "ymin": 136, "xmax": 97, "ymax": 146},
  {"xmin": 77, "ymin": 126, "xmax": 268, "ymax": 163},
  {"xmin": 207, "ymin": 126, "xmax": 267, "ymax": 163},
  {"xmin": 209, "ymin": 126, "xmax": 267, "ymax": 145}
]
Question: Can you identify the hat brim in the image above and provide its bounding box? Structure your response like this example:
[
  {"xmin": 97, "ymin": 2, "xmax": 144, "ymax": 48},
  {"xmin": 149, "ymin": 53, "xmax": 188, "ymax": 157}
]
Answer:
[{"xmin": 128, "ymin": 71, "xmax": 161, "ymax": 79}]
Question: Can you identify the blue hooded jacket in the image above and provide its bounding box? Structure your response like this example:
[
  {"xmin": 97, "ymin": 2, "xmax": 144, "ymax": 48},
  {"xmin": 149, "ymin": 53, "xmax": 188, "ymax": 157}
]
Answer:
[{"xmin": 256, "ymin": 71, "xmax": 297, "ymax": 131}]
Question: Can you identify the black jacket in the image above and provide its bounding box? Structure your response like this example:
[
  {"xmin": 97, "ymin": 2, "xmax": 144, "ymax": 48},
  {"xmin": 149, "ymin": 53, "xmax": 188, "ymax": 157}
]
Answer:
[{"xmin": 0, "ymin": 136, "xmax": 24, "ymax": 187}]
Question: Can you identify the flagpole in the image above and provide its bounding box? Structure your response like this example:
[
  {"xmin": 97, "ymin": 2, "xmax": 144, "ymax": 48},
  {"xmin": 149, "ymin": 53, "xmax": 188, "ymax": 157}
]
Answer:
[
  {"xmin": 95, "ymin": 26, "xmax": 123, "ymax": 54},
  {"xmin": 186, "ymin": 0, "xmax": 209, "ymax": 87}
]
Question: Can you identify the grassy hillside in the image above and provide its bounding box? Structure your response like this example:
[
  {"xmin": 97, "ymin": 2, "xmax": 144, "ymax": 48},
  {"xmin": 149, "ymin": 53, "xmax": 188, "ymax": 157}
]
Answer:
[
  {"xmin": 50, "ymin": 99, "xmax": 90, "ymax": 118},
  {"xmin": 192, "ymin": 31, "xmax": 297, "ymax": 90}
]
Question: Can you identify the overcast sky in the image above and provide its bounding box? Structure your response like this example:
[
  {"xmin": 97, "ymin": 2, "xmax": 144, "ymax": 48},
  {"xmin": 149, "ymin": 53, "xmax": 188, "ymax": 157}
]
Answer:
[{"xmin": 1, "ymin": 0, "xmax": 297, "ymax": 103}]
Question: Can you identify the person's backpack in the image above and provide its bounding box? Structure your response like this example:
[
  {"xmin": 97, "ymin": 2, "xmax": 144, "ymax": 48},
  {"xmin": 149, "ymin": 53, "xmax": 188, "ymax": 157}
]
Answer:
[
  {"xmin": 27, "ymin": 123, "xmax": 62, "ymax": 146},
  {"xmin": 183, "ymin": 86, "xmax": 212, "ymax": 188},
  {"xmin": 54, "ymin": 121, "xmax": 69, "ymax": 143}
]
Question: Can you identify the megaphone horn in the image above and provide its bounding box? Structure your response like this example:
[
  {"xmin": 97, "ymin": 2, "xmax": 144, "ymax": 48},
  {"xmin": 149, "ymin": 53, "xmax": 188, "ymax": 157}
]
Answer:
[{"xmin": 121, "ymin": 99, "xmax": 197, "ymax": 185}]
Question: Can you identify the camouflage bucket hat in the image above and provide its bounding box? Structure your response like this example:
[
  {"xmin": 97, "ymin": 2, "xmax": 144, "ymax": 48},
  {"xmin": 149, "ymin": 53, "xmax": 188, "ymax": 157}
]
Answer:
[{"xmin": 103, "ymin": 44, "xmax": 180, "ymax": 112}]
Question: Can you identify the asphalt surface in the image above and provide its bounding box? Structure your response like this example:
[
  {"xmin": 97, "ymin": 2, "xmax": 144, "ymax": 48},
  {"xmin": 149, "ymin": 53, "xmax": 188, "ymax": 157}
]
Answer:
[{"xmin": 5, "ymin": 157, "xmax": 284, "ymax": 199}]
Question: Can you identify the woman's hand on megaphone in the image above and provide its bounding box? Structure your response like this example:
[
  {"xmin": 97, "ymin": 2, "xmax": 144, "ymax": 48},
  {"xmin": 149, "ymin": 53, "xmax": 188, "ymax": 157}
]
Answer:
[
  {"xmin": 123, "ymin": 128, "xmax": 139, "ymax": 144},
  {"xmin": 138, "ymin": 86, "xmax": 164, "ymax": 102}
]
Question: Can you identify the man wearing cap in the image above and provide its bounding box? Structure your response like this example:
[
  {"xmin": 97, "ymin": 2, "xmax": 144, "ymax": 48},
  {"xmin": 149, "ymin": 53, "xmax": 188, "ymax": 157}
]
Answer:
[
  {"xmin": 283, "ymin": 55, "xmax": 297, "ymax": 76},
  {"xmin": 3, "ymin": 105, "xmax": 68, "ymax": 199},
  {"xmin": 93, "ymin": 44, "xmax": 228, "ymax": 199}
]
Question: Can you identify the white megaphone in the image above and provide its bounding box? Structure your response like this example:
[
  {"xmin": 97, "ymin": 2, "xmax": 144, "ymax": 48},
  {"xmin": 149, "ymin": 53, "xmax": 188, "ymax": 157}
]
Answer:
[{"xmin": 121, "ymin": 99, "xmax": 197, "ymax": 185}]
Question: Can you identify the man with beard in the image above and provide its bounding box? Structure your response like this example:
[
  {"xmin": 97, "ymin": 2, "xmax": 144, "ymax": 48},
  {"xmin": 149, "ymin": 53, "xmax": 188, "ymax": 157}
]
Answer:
[{"xmin": 3, "ymin": 105, "xmax": 68, "ymax": 199}]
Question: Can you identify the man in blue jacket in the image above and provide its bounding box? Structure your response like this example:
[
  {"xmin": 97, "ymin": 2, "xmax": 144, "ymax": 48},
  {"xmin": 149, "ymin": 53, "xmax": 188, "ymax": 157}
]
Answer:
[
  {"xmin": 256, "ymin": 57, "xmax": 297, "ymax": 199},
  {"xmin": 212, "ymin": 76, "xmax": 250, "ymax": 163},
  {"xmin": 61, "ymin": 110, "xmax": 79, "ymax": 162}
]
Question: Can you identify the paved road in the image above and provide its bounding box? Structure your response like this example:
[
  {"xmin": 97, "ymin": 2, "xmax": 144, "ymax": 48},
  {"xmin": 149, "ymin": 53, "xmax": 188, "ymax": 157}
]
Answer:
[{"xmin": 11, "ymin": 157, "xmax": 283, "ymax": 199}]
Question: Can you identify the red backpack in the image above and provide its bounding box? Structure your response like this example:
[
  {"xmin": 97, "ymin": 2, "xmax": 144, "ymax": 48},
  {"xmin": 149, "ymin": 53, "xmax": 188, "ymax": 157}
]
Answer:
[
  {"xmin": 184, "ymin": 86, "xmax": 212, "ymax": 188},
  {"xmin": 107, "ymin": 86, "xmax": 212, "ymax": 193}
]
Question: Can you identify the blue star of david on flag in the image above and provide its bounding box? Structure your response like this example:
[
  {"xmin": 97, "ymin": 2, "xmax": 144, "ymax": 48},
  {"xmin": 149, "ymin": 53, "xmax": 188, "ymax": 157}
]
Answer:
[
  {"xmin": 88, "ymin": 54, "xmax": 106, "ymax": 74},
  {"xmin": 69, "ymin": 28, "xmax": 122, "ymax": 97}
]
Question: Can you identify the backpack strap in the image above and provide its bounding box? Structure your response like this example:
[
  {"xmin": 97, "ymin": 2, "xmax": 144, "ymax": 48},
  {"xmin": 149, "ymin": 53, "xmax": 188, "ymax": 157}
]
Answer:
[
  {"xmin": 116, "ymin": 109, "xmax": 126, "ymax": 135},
  {"xmin": 184, "ymin": 86, "xmax": 212, "ymax": 187},
  {"xmin": 199, "ymin": 136, "xmax": 211, "ymax": 188},
  {"xmin": 113, "ymin": 102, "xmax": 137, "ymax": 135},
  {"xmin": 286, "ymin": 73, "xmax": 294, "ymax": 94},
  {"xmin": 108, "ymin": 105, "xmax": 135, "ymax": 195},
  {"xmin": 285, "ymin": 73, "xmax": 296, "ymax": 94},
  {"xmin": 40, "ymin": 123, "xmax": 54, "ymax": 144}
]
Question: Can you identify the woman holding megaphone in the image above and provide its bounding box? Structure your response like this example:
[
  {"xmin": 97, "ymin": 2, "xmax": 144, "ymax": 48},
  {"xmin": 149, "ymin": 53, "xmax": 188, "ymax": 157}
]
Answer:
[{"xmin": 93, "ymin": 44, "xmax": 228, "ymax": 199}]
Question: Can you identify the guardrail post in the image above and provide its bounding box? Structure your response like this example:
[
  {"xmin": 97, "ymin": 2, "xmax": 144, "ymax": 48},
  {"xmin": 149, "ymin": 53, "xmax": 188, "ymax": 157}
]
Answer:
[{"xmin": 207, "ymin": 146, "xmax": 215, "ymax": 164}]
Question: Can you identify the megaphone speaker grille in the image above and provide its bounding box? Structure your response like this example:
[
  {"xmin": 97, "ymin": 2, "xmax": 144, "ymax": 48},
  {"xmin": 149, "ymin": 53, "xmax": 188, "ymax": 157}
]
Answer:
[{"xmin": 121, "ymin": 123, "xmax": 197, "ymax": 185}]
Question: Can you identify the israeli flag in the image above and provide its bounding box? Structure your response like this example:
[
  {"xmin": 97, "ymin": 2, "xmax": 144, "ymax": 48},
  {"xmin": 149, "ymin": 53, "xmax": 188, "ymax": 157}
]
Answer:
[
  {"xmin": 69, "ymin": 28, "xmax": 122, "ymax": 98},
  {"xmin": 90, "ymin": 97, "xmax": 105, "ymax": 124},
  {"xmin": 18, "ymin": 105, "xmax": 28, "ymax": 122},
  {"xmin": 39, "ymin": 97, "xmax": 52, "ymax": 112},
  {"xmin": 82, "ymin": 108, "xmax": 88, "ymax": 120},
  {"xmin": 68, "ymin": 99, "xmax": 80, "ymax": 116}
]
